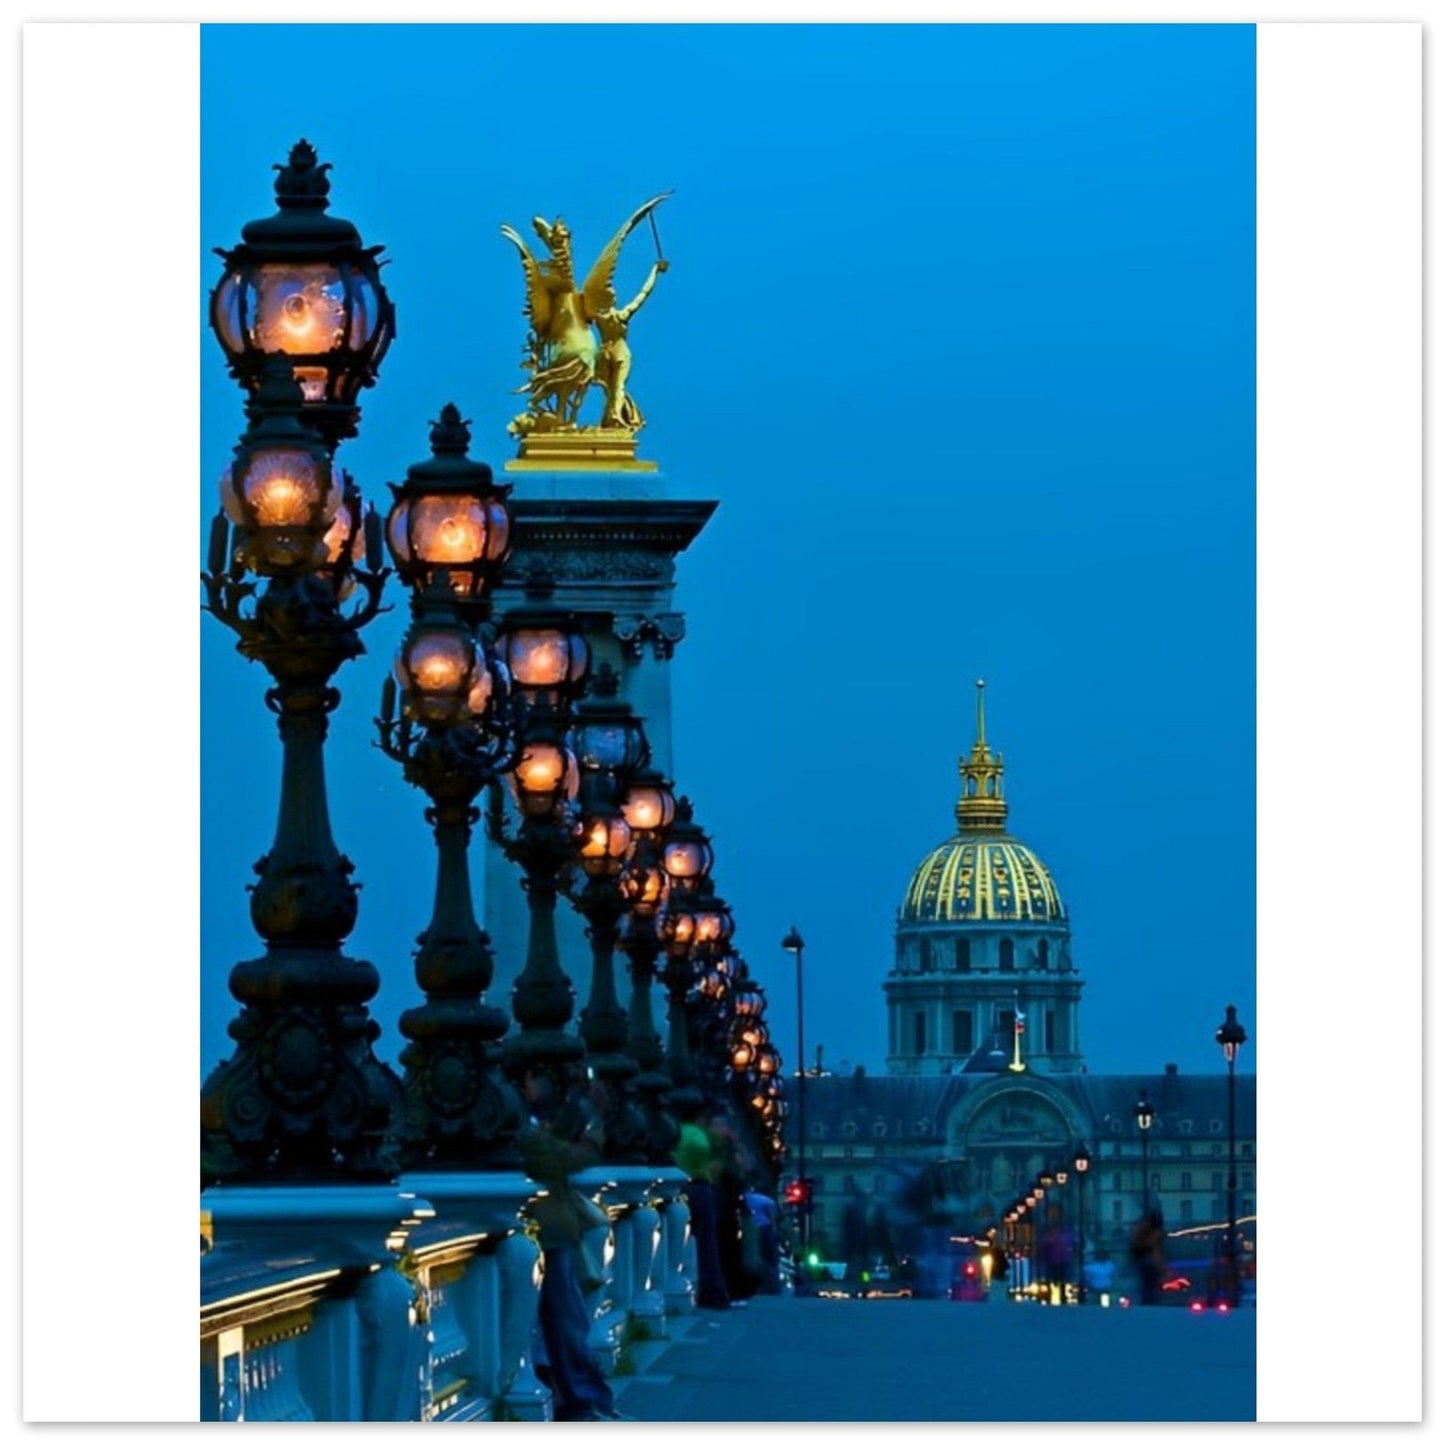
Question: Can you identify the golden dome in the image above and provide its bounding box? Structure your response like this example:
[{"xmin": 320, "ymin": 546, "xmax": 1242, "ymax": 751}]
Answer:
[
  {"xmin": 899, "ymin": 681, "xmax": 1065, "ymax": 924},
  {"xmin": 901, "ymin": 835, "xmax": 1064, "ymax": 923}
]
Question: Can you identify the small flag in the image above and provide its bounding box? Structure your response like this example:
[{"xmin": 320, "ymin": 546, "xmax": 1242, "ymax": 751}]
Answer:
[{"xmin": 1014, "ymin": 995, "xmax": 1025, "ymax": 1034}]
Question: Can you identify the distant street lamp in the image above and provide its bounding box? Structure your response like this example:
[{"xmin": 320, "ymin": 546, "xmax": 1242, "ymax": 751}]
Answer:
[
  {"xmin": 568, "ymin": 676, "xmax": 652, "ymax": 1157},
  {"xmin": 1073, "ymin": 1142, "xmax": 1092, "ymax": 1300},
  {"xmin": 487, "ymin": 585, "xmax": 590, "ymax": 1083},
  {"xmin": 782, "ymin": 925, "xmax": 809, "ymax": 1286},
  {"xmin": 1135, "ymin": 1090, "xmax": 1155, "ymax": 1221},
  {"xmin": 617, "ymin": 763, "xmax": 677, "ymax": 1160},
  {"xmin": 1215, "ymin": 1005, "xmax": 1248, "ymax": 1308}
]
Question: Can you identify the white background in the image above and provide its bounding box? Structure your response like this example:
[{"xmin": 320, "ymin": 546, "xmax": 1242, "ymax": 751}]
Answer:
[{"xmin": 11, "ymin": 6, "xmax": 1429, "ymax": 1431}]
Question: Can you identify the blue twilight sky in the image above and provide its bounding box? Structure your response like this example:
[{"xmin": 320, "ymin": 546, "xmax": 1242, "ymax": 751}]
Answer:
[{"xmin": 200, "ymin": 22, "xmax": 1256, "ymax": 1085}]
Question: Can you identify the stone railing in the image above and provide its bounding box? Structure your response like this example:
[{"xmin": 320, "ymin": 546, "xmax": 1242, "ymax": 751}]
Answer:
[
  {"xmin": 199, "ymin": 1168, "xmax": 698, "ymax": 1422},
  {"xmin": 199, "ymin": 1183, "xmax": 437, "ymax": 1422}
]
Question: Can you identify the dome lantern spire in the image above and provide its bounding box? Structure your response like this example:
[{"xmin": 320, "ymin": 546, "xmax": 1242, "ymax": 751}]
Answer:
[{"xmin": 955, "ymin": 678, "xmax": 1008, "ymax": 832}]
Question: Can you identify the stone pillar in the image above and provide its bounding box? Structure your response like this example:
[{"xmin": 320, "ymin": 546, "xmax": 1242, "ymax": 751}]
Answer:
[{"xmin": 483, "ymin": 471, "xmax": 715, "ymax": 1014}]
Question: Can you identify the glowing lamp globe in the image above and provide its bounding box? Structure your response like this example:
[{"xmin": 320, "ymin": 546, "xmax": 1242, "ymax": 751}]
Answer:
[
  {"xmin": 385, "ymin": 405, "xmax": 512, "ymax": 604},
  {"xmin": 210, "ymin": 141, "xmax": 394, "ymax": 449}
]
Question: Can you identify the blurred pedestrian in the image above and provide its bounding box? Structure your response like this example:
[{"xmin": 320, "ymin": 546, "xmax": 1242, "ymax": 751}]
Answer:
[
  {"xmin": 743, "ymin": 1181, "xmax": 782, "ymax": 1294},
  {"xmin": 1039, "ymin": 1210, "xmax": 1075, "ymax": 1304},
  {"xmin": 674, "ymin": 1103, "xmax": 731, "ymax": 1310},
  {"xmin": 518, "ymin": 1072, "xmax": 630, "ymax": 1422},
  {"xmin": 1083, "ymin": 1250, "xmax": 1116, "ymax": 1303},
  {"xmin": 987, "ymin": 1240, "xmax": 1011, "ymax": 1302},
  {"xmin": 1129, "ymin": 1208, "xmax": 1167, "ymax": 1306},
  {"xmin": 708, "ymin": 1111, "xmax": 754, "ymax": 1300}
]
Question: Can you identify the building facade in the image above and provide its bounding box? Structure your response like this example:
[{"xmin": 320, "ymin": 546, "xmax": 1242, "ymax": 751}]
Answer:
[{"xmin": 788, "ymin": 688, "xmax": 1255, "ymax": 1277}]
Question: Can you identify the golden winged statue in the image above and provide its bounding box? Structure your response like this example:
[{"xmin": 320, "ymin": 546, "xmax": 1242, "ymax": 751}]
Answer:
[{"xmin": 500, "ymin": 194, "xmax": 670, "ymax": 440}]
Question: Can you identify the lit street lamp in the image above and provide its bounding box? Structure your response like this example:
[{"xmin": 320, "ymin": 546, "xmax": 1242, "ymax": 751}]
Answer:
[
  {"xmin": 1073, "ymin": 1141, "xmax": 1091, "ymax": 1301},
  {"xmin": 1215, "ymin": 1004, "xmax": 1248, "ymax": 1308},
  {"xmin": 615, "ymin": 764, "xmax": 678, "ymax": 1160},
  {"xmin": 487, "ymin": 584, "xmax": 590, "ymax": 1084},
  {"xmin": 782, "ymin": 925, "xmax": 809, "ymax": 1285},
  {"xmin": 200, "ymin": 360, "xmax": 396, "ymax": 1181},
  {"xmin": 210, "ymin": 139, "xmax": 394, "ymax": 452},
  {"xmin": 376, "ymin": 405, "xmax": 525, "ymax": 1168},
  {"xmin": 1135, "ymin": 1090, "xmax": 1155, "ymax": 1221},
  {"xmin": 567, "ymin": 673, "xmax": 652, "ymax": 1158}
]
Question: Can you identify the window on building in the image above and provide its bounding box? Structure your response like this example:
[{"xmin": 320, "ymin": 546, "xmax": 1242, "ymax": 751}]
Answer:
[
  {"xmin": 1243, "ymin": 1172, "xmax": 1254, "ymax": 1189},
  {"xmin": 1180, "ymin": 1172, "xmax": 1193, "ymax": 1191},
  {"xmin": 843, "ymin": 1175, "xmax": 855, "ymax": 1192},
  {"xmin": 1000, "ymin": 938, "xmax": 1015, "ymax": 971},
  {"xmin": 1112, "ymin": 1200, "xmax": 1123, "ymax": 1222},
  {"xmin": 1038, "ymin": 938, "xmax": 1049, "ymax": 970},
  {"xmin": 919, "ymin": 939, "xmax": 933, "ymax": 973},
  {"xmin": 1112, "ymin": 1173, "xmax": 1122, "ymax": 1192},
  {"xmin": 1212, "ymin": 1172, "xmax": 1223, "ymax": 1191},
  {"xmin": 952, "ymin": 1010, "xmax": 974, "ymax": 1055},
  {"xmin": 1242, "ymin": 1197, "xmax": 1254, "ymax": 1214},
  {"xmin": 953, "ymin": 938, "xmax": 971, "ymax": 972},
  {"xmin": 1242, "ymin": 1142, "xmax": 1253, "ymax": 1158},
  {"xmin": 1180, "ymin": 1199, "xmax": 1194, "ymax": 1222},
  {"xmin": 914, "ymin": 1011, "xmax": 926, "ymax": 1055},
  {"xmin": 1045, "ymin": 1011, "xmax": 1056, "ymax": 1052}
]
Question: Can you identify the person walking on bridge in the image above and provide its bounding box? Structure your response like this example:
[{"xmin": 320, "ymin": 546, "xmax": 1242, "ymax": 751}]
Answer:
[{"xmin": 675, "ymin": 1102, "xmax": 732, "ymax": 1310}]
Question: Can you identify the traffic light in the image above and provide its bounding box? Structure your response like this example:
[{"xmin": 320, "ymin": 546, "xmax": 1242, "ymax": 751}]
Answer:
[{"xmin": 783, "ymin": 1178, "xmax": 816, "ymax": 1213}]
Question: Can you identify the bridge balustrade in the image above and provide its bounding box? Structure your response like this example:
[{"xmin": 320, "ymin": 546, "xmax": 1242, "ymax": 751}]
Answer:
[{"xmin": 199, "ymin": 1168, "xmax": 698, "ymax": 1422}]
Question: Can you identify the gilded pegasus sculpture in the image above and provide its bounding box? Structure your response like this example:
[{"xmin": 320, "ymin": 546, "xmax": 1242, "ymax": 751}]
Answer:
[{"xmin": 501, "ymin": 194, "xmax": 670, "ymax": 438}]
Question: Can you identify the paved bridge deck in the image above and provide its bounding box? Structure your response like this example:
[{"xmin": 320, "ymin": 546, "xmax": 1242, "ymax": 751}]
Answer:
[{"xmin": 614, "ymin": 1296, "xmax": 1256, "ymax": 1423}]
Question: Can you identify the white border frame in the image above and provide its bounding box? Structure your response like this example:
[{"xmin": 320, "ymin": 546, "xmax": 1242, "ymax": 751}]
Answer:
[{"xmin": 14, "ymin": 14, "xmax": 1425, "ymax": 1427}]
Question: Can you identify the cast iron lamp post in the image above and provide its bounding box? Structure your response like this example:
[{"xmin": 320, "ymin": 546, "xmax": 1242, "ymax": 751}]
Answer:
[
  {"xmin": 675, "ymin": 883, "xmax": 732, "ymax": 1055},
  {"xmin": 1073, "ymin": 1141, "xmax": 1091, "ymax": 1300},
  {"xmin": 1215, "ymin": 1004, "xmax": 1248, "ymax": 1307},
  {"xmin": 210, "ymin": 139, "xmax": 394, "ymax": 453},
  {"xmin": 375, "ymin": 405, "xmax": 526, "ymax": 1167},
  {"xmin": 1135, "ymin": 1090, "xmax": 1155, "ymax": 1221},
  {"xmin": 616, "ymin": 764, "xmax": 678, "ymax": 1160},
  {"xmin": 200, "ymin": 362, "xmax": 397, "ymax": 1181},
  {"xmin": 652, "ymin": 795, "xmax": 719, "ymax": 1116},
  {"xmin": 564, "ymin": 672, "xmax": 653, "ymax": 1158},
  {"xmin": 486, "ymin": 594, "xmax": 590, "ymax": 1083},
  {"xmin": 781, "ymin": 924, "xmax": 809, "ymax": 1276}
]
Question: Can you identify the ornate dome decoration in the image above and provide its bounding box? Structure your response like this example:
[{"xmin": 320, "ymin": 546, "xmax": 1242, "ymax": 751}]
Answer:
[
  {"xmin": 899, "ymin": 681, "xmax": 1065, "ymax": 925},
  {"xmin": 902, "ymin": 837, "xmax": 1063, "ymax": 924}
]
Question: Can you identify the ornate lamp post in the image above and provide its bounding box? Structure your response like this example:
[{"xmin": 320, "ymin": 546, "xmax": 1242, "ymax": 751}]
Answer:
[
  {"xmin": 566, "ymin": 674, "xmax": 653, "ymax": 1157},
  {"xmin": 210, "ymin": 140, "xmax": 395, "ymax": 453},
  {"xmin": 1027, "ymin": 1188, "xmax": 1043, "ymax": 1295},
  {"xmin": 375, "ymin": 405, "xmax": 526, "ymax": 1167},
  {"xmin": 1073, "ymin": 1141, "xmax": 1091, "ymax": 1300},
  {"xmin": 678, "ymin": 883, "xmax": 735, "ymax": 1098},
  {"xmin": 200, "ymin": 362, "xmax": 396, "ymax": 1181},
  {"xmin": 652, "ymin": 799, "xmax": 716, "ymax": 1114},
  {"xmin": 1135, "ymin": 1090, "xmax": 1156, "ymax": 1221},
  {"xmin": 616, "ymin": 766, "xmax": 677, "ymax": 1160},
  {"xmin": 1215, "ymin": 1004, "xmax": 1248, "ymax": 1307},
  {"xmin": 782, "ymin": 924, "xmax": 808, "ymax": 1273},
  {"xmin": 488, "ymin": 591, "xmax": 590, "ymax": 1083}
]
